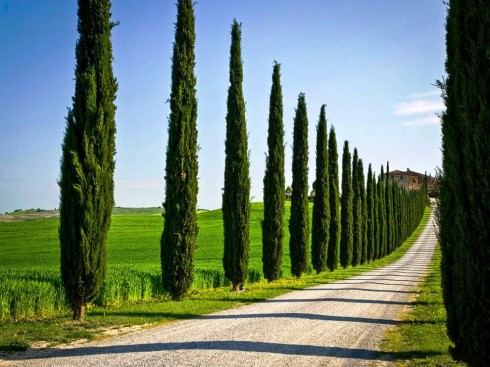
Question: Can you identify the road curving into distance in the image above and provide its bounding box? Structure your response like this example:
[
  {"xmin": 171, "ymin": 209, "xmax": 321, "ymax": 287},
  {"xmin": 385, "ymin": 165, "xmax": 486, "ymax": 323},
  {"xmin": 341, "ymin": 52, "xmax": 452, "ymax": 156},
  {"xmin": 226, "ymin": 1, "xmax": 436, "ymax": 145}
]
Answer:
[{"xmin": 3, "ymin": 211, "xmax": 437, "ymax": 367}]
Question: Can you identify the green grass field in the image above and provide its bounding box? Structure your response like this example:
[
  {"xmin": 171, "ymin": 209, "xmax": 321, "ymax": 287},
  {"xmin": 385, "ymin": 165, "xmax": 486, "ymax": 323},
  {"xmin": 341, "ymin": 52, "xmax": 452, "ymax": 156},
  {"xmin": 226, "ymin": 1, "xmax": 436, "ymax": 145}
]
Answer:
[{"xmin": 0, "ymin": 202, "xmax": 292, "ymax": 271}]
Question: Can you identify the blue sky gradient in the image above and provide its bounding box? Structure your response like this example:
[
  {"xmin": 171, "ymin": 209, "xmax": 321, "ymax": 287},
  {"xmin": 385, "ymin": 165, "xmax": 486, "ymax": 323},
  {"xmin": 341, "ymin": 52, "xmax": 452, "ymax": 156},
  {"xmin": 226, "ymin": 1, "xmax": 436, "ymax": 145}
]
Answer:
[{"xmin": 0, "ymin": 1, "xmax": 446, "ymax": 212}]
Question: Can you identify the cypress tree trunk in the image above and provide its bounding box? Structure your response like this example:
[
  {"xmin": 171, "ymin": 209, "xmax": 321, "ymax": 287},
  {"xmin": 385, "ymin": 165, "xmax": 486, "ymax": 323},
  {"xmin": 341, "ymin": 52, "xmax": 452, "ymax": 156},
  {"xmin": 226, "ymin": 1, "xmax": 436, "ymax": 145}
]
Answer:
[
  {"xmin": 161, "ymin": 0, "xmax": 199, "ymax": 301},
  {"xmin": 262, "ymin": 61, "xmax": 285, "ymax": 282},
  {"xmin": 222, "ymin": 20, "xmax": 251, "ymax": 291},
  {"xmin": 327, "ymin": 126, "xmax": 340, "ymax": 272},
  {"xmin": 340, "ymin": 141, "xmax": 353, "ymax": 268},
  {"xmin": 59, "ymin": 0, "xmax": 117, "ymax": 321},
  {"xmin": 366, "ymin": 164, "xmax": 375, "ymax": 263},
  {"xmin": 358, "ymin": 159, "xmax": 367, "ymax": 264},
  {"xmin": 351, "ymin": 148, "xmax": 361, "ymax": 266},
  {"xmin": 311, "ymin": 105, "xmax": 330, "ymax": 274},
  {"xmin": 289, "ymin": 93, "xmax": 309, "ymax": 278},
  {"xmin": 440, "ymin": 4, "xmax": 490, "ymax": 361}
]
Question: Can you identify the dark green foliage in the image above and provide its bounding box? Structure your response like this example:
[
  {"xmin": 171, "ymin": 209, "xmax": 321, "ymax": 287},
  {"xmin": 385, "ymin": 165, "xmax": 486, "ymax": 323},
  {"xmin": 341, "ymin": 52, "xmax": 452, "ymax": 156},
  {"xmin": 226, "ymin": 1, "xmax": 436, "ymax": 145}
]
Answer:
[
  {"xmin": 366, "ymin": 164, "xmax": 375, "ymax": 262},
  {"xmin": 289, "ymin": 93, "xmax": 309, "ymax": 278},
  {"xmin": 385, "ymin": 162, "xmax": 393, "ymax": 254},
  {"xmin": 358, "ymin": 159, "xmax": 368, "ymax": 264},
  {"xmin": 161, "ymin": 0, "xmax": 199, "ymax": 301},
  {"xmin": 373, "ymin": 174, "xmax": 380, "ymax": 260},
  {"xmin": 339, "ymin": 141, "xmax": 353, "ymax": 268},
  {"xmin": 262, "ymin": 62, "xmax": 285, "ymax": 282},
  {"xmin": 439, "ymin": 3, "xmax": 490, "ymax": 363},
  {"xmin": 351, "ymin": 149, "xmax": 362, "ymax": 266},
  {"xmin": 222, "ymin": 20, "xmax": 251, "ymax": 291},
  {"xmin": 59, "ymin": 0, "xmax": 117, "ymax": 321},
  {"xmin": 311, "ymin": 105, "xmax": 330, "ymax": 274},
  {"xmin": 327, "ymin": 126, "xmax": 340, "ymax": 272},
  {"xmin": 378, "ymin": 167, "xmax": 387, "ymax": 258}
]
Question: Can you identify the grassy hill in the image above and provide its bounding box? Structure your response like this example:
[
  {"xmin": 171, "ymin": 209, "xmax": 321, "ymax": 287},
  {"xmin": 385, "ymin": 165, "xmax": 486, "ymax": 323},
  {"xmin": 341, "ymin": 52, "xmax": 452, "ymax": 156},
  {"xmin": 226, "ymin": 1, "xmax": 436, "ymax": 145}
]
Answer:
[{"xmin": 0, "ymin": 202, "xmax": 295, "ymax": 272}]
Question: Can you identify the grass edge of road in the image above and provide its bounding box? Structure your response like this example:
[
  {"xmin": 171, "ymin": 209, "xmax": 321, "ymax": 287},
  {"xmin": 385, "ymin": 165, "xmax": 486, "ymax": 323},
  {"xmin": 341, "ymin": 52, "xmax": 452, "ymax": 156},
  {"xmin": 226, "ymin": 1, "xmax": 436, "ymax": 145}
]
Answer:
[
  {"xmin": 379, "ymin": 242, "xmax": 468, "ymax": 366},
  {"xmin": 1, "ymin": 208, "xmax": 432, "ymax": 355}
]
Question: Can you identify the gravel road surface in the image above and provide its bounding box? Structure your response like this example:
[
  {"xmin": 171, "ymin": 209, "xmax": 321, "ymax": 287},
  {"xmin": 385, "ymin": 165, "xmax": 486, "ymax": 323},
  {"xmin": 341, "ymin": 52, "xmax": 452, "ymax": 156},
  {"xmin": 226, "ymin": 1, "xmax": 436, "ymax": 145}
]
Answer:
[{"xmin": 3, "ymin": 211, "xmax": 437, "ymax": 367}]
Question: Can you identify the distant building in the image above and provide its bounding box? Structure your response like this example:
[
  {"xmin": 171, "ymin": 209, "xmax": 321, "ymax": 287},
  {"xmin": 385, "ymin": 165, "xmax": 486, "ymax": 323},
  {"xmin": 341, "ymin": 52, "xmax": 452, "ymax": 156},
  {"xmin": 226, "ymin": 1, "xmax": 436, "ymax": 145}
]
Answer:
[{"xmin": 388, "ymin": 168, "xmax": 439, "ymax": 197}]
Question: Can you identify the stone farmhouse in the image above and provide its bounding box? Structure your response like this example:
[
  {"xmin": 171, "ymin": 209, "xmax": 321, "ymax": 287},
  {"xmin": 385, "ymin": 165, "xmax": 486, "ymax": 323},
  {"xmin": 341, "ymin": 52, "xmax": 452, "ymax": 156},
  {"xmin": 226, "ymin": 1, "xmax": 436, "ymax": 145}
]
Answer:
[{"xmin": 388, "ymin": 169, "xmax": 439, "ymax": 196}]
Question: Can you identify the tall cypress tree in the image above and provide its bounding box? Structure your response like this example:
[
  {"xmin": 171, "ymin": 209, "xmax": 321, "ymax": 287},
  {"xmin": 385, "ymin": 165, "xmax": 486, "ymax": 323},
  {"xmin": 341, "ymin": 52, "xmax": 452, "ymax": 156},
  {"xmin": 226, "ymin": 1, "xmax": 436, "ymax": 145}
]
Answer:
[
  {"xmin": 358, "ymin": 159, "xmax": 368, "ymax": 264},
  {"xmin": 378, "ymin": 167, "xmax": 386, "ymax": 258},
  {"xmin": 222, "ymin": 20, "xmax": 251, "ymax": 292},
  {"xmin": 161, "ymin": 0, "xmax": 198, "ymax": 301},
  {"xmin": 385, "ymin": 162, "xmax": 392, "ymax": 254},
  {"xmin": 289, "ymin": 93, "xmax": 309, "ymax": 278},
  {"xmin": 59, "ymin": 0, "xmax": 117, "ymax": 321},
  {"xmin": 351, "ymin": 148, "xmax": 362, "ymax": 266},
  {"xmin": 262, "ymin": 61, "xmax": 285, "ymax": 282},
  {"xmin": 311, "ymin": 105, "xmax": 330, "ymax": 274},
  {"xmin": 340, "ymin": 141, "xmax": 353, "ymax": 268},
  {"xmin": 440, "ymin": 1, "xmax": 490, "ymax": 364},
  {"xmin": 327, "ymin": 126, "xmax": 340, "ymax": 271},
  {"xmin": 373, "ymin": 174, "xmax": 380, "ymax": 260},
  {"xmin": 366, "ymin": 164, "xmax": 375, "ymax": 262}
]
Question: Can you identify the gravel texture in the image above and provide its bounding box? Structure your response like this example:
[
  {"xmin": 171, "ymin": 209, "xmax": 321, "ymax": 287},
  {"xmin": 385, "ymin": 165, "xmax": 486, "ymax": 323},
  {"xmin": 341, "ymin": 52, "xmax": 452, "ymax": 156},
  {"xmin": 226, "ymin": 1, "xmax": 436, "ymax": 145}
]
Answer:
[{"xmin": 2, "ymin": 212, "xmax": 437, "ymax": 367}]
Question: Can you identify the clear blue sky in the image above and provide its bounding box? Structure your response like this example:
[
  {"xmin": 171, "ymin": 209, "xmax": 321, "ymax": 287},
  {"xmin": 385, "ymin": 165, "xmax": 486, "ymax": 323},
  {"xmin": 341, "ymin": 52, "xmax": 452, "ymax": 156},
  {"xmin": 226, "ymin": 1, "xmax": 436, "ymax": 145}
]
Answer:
[{"xmin": 0, "ymin": 0, "xmax": 446, "ymax": 213}]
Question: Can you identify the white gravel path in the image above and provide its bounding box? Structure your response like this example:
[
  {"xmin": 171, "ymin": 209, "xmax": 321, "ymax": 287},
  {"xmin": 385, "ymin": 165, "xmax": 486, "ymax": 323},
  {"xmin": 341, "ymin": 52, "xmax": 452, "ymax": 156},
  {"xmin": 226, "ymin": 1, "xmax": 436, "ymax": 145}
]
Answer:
[{"xmin": 2, "ymin": 211, "xmax": 437, "ymax": 367}]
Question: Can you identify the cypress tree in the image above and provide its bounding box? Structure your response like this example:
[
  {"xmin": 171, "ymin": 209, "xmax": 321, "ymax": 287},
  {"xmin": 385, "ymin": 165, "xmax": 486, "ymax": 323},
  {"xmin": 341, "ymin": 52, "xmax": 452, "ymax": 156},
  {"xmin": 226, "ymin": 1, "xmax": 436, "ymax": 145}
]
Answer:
[
  {"xmin": 339, "ymin": 141, "xmax": 353, "ymax": 268},
  {"xmin": 222, "ymin": 20, "xmax": 251, "ymax": 291},
  {"xmin": 373, "ymin": 174, "xmax": 380, "ymax": 260},
  {"xmin": 378, "ymin": 168, "xmax": 386, "ymax": 259},
  {"xmin": 59, "ymin": 0, "xmax": 117, "ymax": 321},
  {"xmin": 289, "ymin": 93, "xmax": 309, "ymax": 278},
  {"xmin": 161, "ymin": 0, "xmax": 198, "ymax": 301},
  {"xmin": 262, "ymin": 61, "xmax": 285, "ymax": 282},
  {"xmin": 366, "ymin": 164, "xmax": 375, "ymax": 262},
  {"xmin": 311, "ymin": 105, "xmax": 330, "ymax": 274},
  {"xmin": 351, "ymin": 148, "xmax": 361, "ymax": 266},
  {"xmin": 358, "ymin": 159, "xmax": 367, "ymax": 264},
  {"xmin": 439, "ymin": 1, "xmax": 483, "ymax": 355},
  {"xmin": 385, "ymin": 162, "xmax": 393, "ymax": 254},
  {"xmin": 327, "ymin": 126, "xmax": 340, "ymax": 272}
]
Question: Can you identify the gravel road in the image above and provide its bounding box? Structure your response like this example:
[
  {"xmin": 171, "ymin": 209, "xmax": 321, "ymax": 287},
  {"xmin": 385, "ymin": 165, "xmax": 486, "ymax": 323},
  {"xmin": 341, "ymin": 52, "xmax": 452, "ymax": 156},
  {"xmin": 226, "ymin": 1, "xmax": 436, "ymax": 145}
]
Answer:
[{"xmin": 3, "ymin": 212, "xmax": 437, "ymax": 367}]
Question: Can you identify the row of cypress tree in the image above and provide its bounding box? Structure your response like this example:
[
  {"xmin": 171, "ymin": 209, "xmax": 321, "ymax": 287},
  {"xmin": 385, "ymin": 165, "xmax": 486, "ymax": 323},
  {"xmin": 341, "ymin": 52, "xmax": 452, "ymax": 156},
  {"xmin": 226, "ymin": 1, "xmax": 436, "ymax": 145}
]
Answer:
[{"xmin": 59, "ymin": 0, "xmax": 430, "ymax": 320}]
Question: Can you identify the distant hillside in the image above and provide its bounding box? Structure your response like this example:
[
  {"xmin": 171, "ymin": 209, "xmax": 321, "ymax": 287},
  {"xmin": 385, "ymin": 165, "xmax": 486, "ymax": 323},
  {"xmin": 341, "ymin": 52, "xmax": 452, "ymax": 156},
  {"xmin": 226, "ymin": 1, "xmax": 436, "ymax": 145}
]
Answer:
[{"xmin": 111, "ymin": 207, "xmax": 163, "ymax": 216}]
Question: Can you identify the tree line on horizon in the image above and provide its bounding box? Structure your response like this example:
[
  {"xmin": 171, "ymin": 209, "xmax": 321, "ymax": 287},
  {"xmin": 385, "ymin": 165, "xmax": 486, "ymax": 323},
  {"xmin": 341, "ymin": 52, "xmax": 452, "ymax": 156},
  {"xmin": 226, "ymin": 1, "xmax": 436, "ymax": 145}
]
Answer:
[{"xmin": 58, "ymin": 0, "xmax": 428, "ymax": 321}]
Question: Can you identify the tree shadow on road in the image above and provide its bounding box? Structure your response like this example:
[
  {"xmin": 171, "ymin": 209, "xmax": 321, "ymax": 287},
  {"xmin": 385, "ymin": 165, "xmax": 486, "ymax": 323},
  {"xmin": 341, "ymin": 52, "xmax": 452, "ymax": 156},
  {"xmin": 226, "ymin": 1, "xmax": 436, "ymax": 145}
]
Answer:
[{"xmin": 7, "ymin": 340, "xmax": 394, "ymax": 362}]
